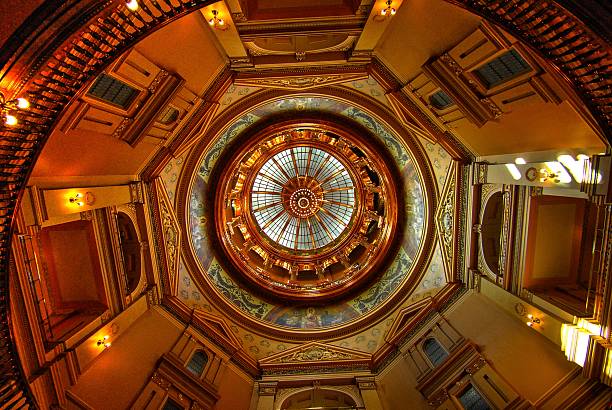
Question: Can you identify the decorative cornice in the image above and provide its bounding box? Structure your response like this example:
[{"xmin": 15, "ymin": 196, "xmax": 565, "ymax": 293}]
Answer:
[
  {"xmin": 259, "ymin": 342, "xmax": 372, "ymax": 372},
  {"xmin": 234, "ymin": 69, "xmax": 368, "ymax": 90},
  {"xmin": 152, "ymin": 179, "xmax": 181, "ymax": 297},
  {"xmin": 436, "ymin": 163, "xmax": 457, "ymax": 279}
]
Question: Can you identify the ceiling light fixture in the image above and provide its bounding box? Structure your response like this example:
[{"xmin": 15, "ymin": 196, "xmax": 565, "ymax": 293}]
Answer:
[
  {"xmin": 380, "ymin": 0, "xmax": 396, "ymax": 16},
  {"xmin": 0, "ymin": 92, "xmax": 29, "ymax": 126},
  {"xmin": 208, "ymin": 10, "xmax": 228, "ymax": 30}
]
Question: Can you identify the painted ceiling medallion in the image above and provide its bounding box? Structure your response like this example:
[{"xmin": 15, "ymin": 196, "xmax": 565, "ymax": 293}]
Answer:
[{"xmin": 215, "ymin": 121, "xmax": 399, "ymax": 301}]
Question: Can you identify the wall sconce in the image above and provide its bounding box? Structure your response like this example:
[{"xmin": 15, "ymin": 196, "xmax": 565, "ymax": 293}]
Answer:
[
  {"xmin": 68, "ymin": 192, "xmax": 95, "ymax": 207},
  {"xmin": 125, "ymin": 0, "xmax": 139, "ymax": 10},
  {"xmin": 208, "ymin": 10, "xmax": 228, "ymax": 30},
  {"xmin": 97, "ymin": 335, "xmax": 111, "ymax": 348},
  {"xmin": 539, "ymin": 168, "xmax": 560, "ymax": 183},
  {"xmin": 0, "ymin": 92, "xmax": 29, "ymax": 126},
  {"xmin": 380, "ymin": 0, "xmax": 396, "ymax": 16},
  {"xmin": 526, "ymin": 314, "xmax": 541, "ymax": 327},
  {"xmin": 69, "ymin": 193, "xmax": 84, "ymax": 206}
]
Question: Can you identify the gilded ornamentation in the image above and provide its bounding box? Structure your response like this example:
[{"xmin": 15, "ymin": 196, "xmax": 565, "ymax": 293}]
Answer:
[
  {"xmin": 428, "ymin": 390, "xmax": 449, "ymax": 407},
  {"xmin": 148, "ymin": 70, "xmax": 169, "ymax": 94},
  {"xmin": 79, "ymin": 210, "xmax": 93, "ymax": 220},
  {"xmin": 191, "ymin": 402, "xmax": 205, "ymax": 410},
  {"xmin": 237, "ymin": 74, "xmax": 364, "ymax": 90},
  {"xmin": 356, "ymin": 377, "xmax": 376, "ymax": 390},
  {"xmin": 231, "ymin": 12, "xmax": 247, "ymax": 22},
  {"xmin": 497, "ymin": 187, "xmax": 512, "ymax": 283},
  {"xmin": 129, "ymin": 181, "xmax": 144, "ymax": 203},
  {"xmin": 529, "ymin": 186, "xmax": 543, "ymax": 197},
  {"xmin": 112, "ymin": 117, "xmax": 132, "ymax": 139},
  {"xmin": 480, "ymin": 97, "xmax": 502, "ymax": 119},
  {"xmin": 280, "ymin": 346, "xmax": 352, "ymax": 362},
  {"xmin": 229, "ymin": 57, "xmax": 253, "ymax": 68},
  {"xmin": 159, "ymin": 198, "xmax": 179, "ymax": 285},
  {"xmin": 465, "ymin": 356, "xmax": 487, "ymax": 375},
  {"xmin": 473, "ymin": 163, "xmax": 488, "ymax": 185},
  {"xmin": 147, "ymin": 286, "xmax": 160, "ymax": 305},
  {"xmin": 436, "ymin": 167, "xmax": 456, "ymax": 275},
  {"xmin": 258, "ymin": 382, "xmax": 278, "ymax": 396},
  {"xmin": 151, "ymin": 371, "xmax": 171, "ymax": 390},
  {"xmin": 439, "ymin": 53, "xmax": 463, "ymax": 77}
]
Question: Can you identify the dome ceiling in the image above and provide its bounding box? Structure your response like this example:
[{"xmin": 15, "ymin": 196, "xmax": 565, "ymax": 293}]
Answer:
[
  {"xmin": 213, "ymin": 120, "xmax": 400, "ymax": 300},
  {"xmin": 176, "ymin": 90, "xmax": 441, "ymax": 341}
]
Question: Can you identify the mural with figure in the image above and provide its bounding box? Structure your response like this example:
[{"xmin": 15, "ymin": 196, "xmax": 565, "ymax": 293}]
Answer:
[{"xmin": 186, "ymin": 95, "xmax": 430, "ymax": 330}]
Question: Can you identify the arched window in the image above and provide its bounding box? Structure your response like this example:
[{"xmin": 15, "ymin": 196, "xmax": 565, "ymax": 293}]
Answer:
[
  {"xmin": 475, "ymin": 49, "xmax": 531, "ymax": 88},
  {"xmin": 162, "ymin": 398, "xmax": 183, "ymax": 410},
  {"xmin": 87, "ymin": 74, "xmax": 138, "ymax": 109},
  {"xmin": 458, "ymin": 385, "xmax": 491, "ymax": 410},
  {"xmin": 186, "ymin": 350, "xmax": 208, "ymax": 377},
  {"xmin": 158, "ymin": 106, "xmax": 180, "ymax": 125},
  {"xmin": 422, "ymin": 337, "xmax": 448, "ymax": 367},
  {"xmin": 429, "ymin": 90, "xmax": 454, "ymax": 110}
]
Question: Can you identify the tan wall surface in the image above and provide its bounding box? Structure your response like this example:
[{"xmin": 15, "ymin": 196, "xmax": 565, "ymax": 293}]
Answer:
[
  {"xmin": 68, "ymin": 308, "xmax": 182, "ymax": 409},
  {"xmin": 446, "ymin": 292, "xmax": 577, "ymax": 402},
  {"xmin": 378, "ymin": 358, "xmax": 430, "ymax": 410},
  {"xmin": 215, "ymin": 365, "xmax": 254, "ymax": 410}
]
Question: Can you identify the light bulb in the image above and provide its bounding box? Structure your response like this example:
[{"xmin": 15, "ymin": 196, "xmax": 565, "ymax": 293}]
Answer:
[
  {"xmin": 104, "ymin": 342, "xmax": 111, "ymax": 348},
  {"xmin": 126, "ymin": 0, "xmax": 139, "ymax": 11},
  {"xmin": 209, "ymin": 18, "xmax": 215, "ymax": 26},
  {"xmin": 527, "ymin": 321, "xmax": 533, "ymax": 327},
  {"xmin": 16, "ymin": 98, "xmax": 29, "ymax": 109},
  {"xmin": 218, "ymin": 19, "xmax": 224, "ymax": 26},
  {"xmin": 381, "ymin": 8, "xmax": 387, "ymax": 15},
  {"xmin": 390, "ymin": 7, "xmax": 396, "ymax": 15},
  {"xmin": 5, "ymin": 114, "xmax": 17, "ymax": 126},
  {"xmin": 527, "ymin": 314, "xmax": 533, "ymax": 319}
]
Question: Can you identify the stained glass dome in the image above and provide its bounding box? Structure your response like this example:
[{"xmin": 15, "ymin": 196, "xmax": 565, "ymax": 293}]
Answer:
[
  {"xmin": 251, "ymin": 146, "xmax": 356, "ymax": 251},
  {"xmin": 212, "ymin": 120, "xmax": 400, "ymax": 300}
]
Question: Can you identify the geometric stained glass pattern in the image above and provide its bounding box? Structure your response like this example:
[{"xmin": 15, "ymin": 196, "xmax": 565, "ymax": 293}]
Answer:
[
  {"xmin": 252, "ymin": 146, "xmax": 355, "ymax": 250},
  {"xmin": 214, "ymin": 122, "xmax": 399, "ymax": 300}
]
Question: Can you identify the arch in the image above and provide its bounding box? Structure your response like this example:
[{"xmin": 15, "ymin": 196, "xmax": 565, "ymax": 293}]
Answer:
[
  {"xmin": 480, "ymin": 192, "xmax": 504, "ymax": 276},
  {"xmin": 422, "ymin": 337, "xmax": 449, "ymax": 367},
  {"xmin": 116, "ymin": 212, "xmax": 142, "ymax": 295},
  {"xmin": 186, "ymin": 350, "xmax": 209, "ymax": 377},
  {"xmin": 276, "ymin": 386, "xmax": 363, "ymax": 410}
]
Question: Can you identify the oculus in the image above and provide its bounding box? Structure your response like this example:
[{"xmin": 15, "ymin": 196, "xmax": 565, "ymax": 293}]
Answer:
[{"xmin": 214, "ymin": 120, "xmax": 399, "ymax": 301}]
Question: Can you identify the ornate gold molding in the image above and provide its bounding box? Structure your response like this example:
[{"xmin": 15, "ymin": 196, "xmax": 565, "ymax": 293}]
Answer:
[
  {"xmin": 234, "ymin": 70, "xmax": 368, "ymax": 91},
  {"xmin": 259, "ymin": 342, "xmax": 371, "ymax": 370}
]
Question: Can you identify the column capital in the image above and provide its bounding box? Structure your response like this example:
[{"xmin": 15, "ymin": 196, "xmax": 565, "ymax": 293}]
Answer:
[
  {"xmin": 472, "ymin": 162, "xmax": 488, "ymax": 185},
  {"xmin": 355, "ymin": 376, "xmax": 376, "ymax": 391},
  {"xmin": 258, "ymin": 381, "xmax": 278, "ymax": 396}
]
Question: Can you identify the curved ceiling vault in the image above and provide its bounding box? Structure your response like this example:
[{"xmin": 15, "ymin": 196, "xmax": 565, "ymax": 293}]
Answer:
[{"xmin": 0, "ymin": 0, "xmax": 609, "ymax": 404}]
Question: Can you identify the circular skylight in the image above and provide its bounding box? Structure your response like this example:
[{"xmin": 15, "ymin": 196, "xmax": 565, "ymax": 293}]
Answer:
[{"xmin": 251, "ymin": 146, "xmax": 356, "ymax": 250}]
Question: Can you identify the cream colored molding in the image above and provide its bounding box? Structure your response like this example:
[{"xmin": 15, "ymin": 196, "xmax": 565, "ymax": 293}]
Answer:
[{"xmin": 274, "ymin": 385, "xmax": 365, "ymax": 410}]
